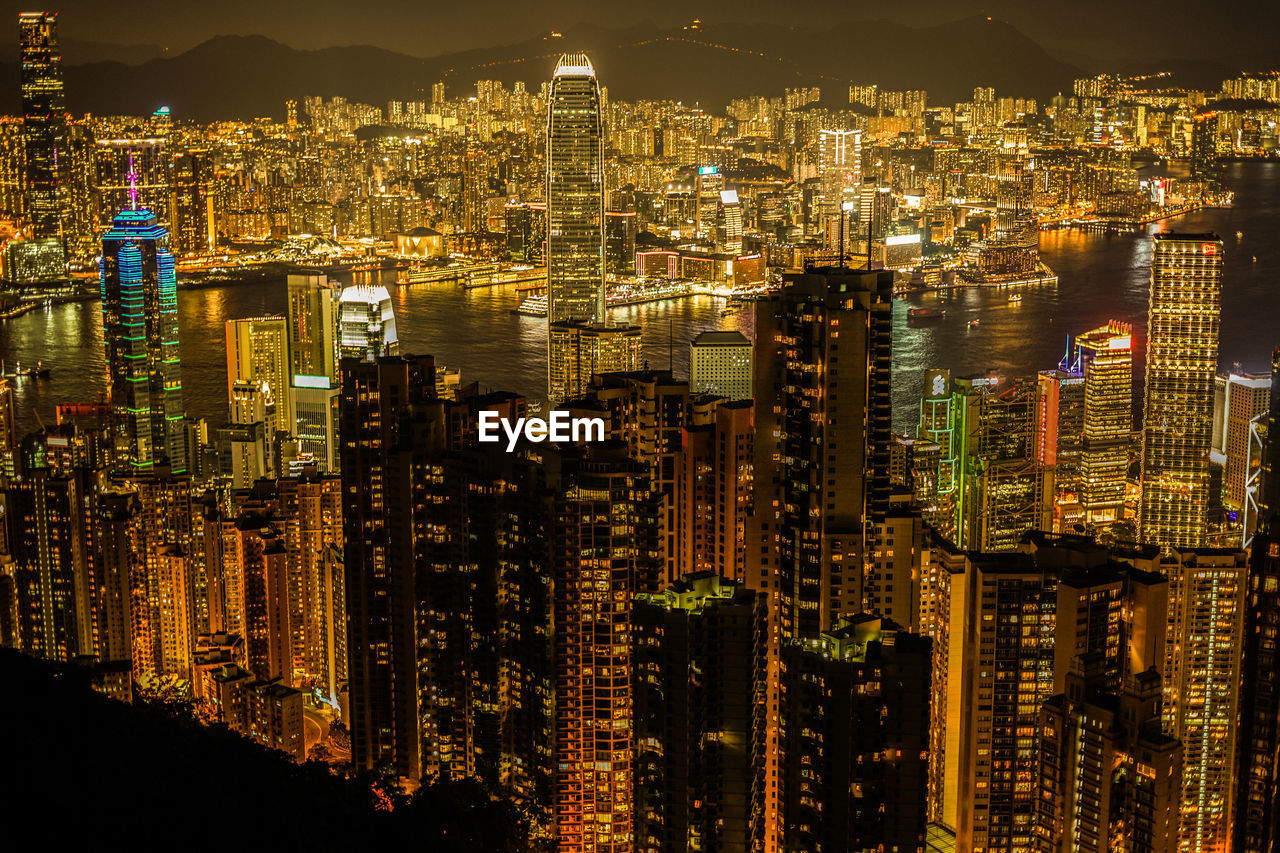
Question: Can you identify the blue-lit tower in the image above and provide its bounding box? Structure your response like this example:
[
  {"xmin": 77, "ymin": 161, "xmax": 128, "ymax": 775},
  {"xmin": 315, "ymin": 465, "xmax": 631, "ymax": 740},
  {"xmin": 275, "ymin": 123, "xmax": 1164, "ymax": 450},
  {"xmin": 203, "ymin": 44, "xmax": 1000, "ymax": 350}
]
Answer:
[{"xmin": 99, "ymin": 202, "xmax": 186, "ymax": 474}]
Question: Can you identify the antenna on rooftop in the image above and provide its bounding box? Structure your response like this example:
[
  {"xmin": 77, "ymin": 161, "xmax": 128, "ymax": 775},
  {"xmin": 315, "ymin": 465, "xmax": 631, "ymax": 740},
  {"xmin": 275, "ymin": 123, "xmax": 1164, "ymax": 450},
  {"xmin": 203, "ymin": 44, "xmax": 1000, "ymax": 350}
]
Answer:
[{"xmin": 126, "ymin": 150, "xmax": 139, "ymax": 211}]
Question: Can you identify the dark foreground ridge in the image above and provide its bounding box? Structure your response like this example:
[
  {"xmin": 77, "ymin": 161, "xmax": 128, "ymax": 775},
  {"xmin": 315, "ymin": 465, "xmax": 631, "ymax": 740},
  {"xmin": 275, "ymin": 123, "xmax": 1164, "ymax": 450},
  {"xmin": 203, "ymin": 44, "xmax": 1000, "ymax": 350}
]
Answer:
[{"xmin": 0, "ymin": 650, "xmax": 531, "ymax": 850}]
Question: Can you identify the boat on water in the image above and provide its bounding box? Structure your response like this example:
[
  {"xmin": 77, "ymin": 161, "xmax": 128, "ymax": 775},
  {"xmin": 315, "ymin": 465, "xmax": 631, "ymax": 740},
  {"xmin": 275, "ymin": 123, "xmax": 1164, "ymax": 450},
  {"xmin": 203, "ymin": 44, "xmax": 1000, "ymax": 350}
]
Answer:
[
  {"xmin": 908, "ymin": 307, "xmax": 947, "ymax": 323},
  {"xmin": 720, "ymin": 309, "xmax": 735, "ymax": 317},
  {"xmin": 1009, "ymin": 293, "xmax": 1023, "ymax": 304},
  {"xmin": 11, "ymin": 360, "xmax": 50, "ymax": 378},
  {"xmin": 968, "ymin": 318, "xmax": 981, "ymax": 328}
]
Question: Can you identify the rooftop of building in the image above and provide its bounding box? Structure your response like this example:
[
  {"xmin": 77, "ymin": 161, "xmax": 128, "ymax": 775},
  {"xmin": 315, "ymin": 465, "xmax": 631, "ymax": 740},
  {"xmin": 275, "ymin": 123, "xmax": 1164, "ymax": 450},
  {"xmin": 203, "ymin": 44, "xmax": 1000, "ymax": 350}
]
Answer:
[
  {"xmin": 1153, "ymin": 231, "xmax": 1221, "ymax": 242},
  {"xmin": 338, "ymin": 283, "xmax": 392, "ymax": 304},
  {"xmin": 636, "ymin": 572, "xmax": 757, "ymax": 612},
  {"xmin": 247, "ymin": 678, "xmax": 302, "ymax": 699},
  {"xmin": 691, "ymin": 330, "xmax": 750, "ymax": 346},
  {"xmin": 553, "ymin": 52, "xmax": 595, "ymax": 78},
  {"xmin": 548, "ymin": 319, "xmax": 642, "ymax": 334}
]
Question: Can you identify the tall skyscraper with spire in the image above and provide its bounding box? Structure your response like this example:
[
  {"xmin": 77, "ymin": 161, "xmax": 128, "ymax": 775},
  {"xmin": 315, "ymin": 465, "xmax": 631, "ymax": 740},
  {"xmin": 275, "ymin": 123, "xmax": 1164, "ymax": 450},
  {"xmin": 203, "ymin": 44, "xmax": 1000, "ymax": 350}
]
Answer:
[
  {"xmin": 546, "ymin": 53, "xmax": 620, "ymax": 403},
  {"xmin": 1139, "ymin": 233, "xmax": 1223, "ymax": 549},
  {"xmin": 99, "ymin": 188, "xmax": 186, "ymax": 474},
  {"xmin": 16, "ymin": 11, "xmax": 69, "ymax": 281}
]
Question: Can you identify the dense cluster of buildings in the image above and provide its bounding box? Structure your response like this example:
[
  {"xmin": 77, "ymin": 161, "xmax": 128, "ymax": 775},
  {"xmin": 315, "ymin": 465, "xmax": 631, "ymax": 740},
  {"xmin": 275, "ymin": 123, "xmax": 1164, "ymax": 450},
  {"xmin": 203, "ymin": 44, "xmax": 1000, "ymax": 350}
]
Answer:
[
  {"xmin": 0, "ymin": 14, "xmax": 1268, "ymax": 296},
  {"xmin": 4, "ymin": 9, "xmax": 1280, "ymax": 853}
]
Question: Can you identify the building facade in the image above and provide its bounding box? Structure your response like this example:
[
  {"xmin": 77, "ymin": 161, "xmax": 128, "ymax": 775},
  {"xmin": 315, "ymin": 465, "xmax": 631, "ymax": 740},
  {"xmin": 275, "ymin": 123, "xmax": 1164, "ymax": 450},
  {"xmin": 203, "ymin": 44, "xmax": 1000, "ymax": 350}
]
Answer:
[
  {"xmin": 1139, "ymin": 234, "xmax": 1223, "ymax": 549},
  {"xmin": 99, "ymin": 207, "xmax": 187, "ymax": 474},
  {"xmin": 545, "ymin": 53, "xmax": 607, "ymax": 402}
]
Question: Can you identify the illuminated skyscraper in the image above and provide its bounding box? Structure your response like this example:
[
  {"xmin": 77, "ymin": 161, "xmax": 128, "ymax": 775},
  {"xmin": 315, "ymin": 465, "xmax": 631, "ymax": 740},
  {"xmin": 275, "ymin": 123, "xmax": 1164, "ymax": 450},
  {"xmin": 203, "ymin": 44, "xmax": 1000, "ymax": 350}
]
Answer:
[
  {"xmin": 225, "ymin": 316, "xmax": 291, "ymax": 434},
  {"xmin": 696, "ymin": 165, "xmax": 723, "ymax": 243},
  {"xmin": 545, "ymin": 53, "xmax": 606, "ymax": 401},
  {"xmin": 1190, "ymin": 112, "xmax": 1219, "ymax": 186},
  {"xmin": 341, "ymin": 354, "xmax": 439, "ymax": 785},
  {"xmin": 917, "ymin": 369, "xmax": 960, "ymax": 539},
  {"xmin": 751, "ymin": 266, "xmax": 893, "ymax": 641},
  {"xmin": 170, "ymin": 150, "xmax": 215, "ymax": 255},
  {"xmin": 6, "ymin": 467, "xmax": 83, "ymax": 662},
  {"xmin": 1220, "ymin": 372, "xmax": 1270, "ymax": 513},
  {"xmin": 548, "ymin": 320, "xmax": 641, "ymax": 404},
  {"xmin": 604, "ymin": 209, "xmax": 636, "ymax": 274},
  {"xmin": 1076, "ymin": 322, "xmax": 1134, "ymax": 531},
  {"xmin": 1236, "ymin": 350, "xmax": 1280, "ymax": 853},
  {"xmin": 995, "ymin": 122, "xmax": 1033, "ymax": 241},
  {"xmin": 17, "ymin": 11, "xmax": 69, "ymax": 281},
  {"xmin": 715, "ymin": 189, "xmax": 743, "ymax": 254},
  {"xmin": 1035, "ymin": 367, "xmax": 1085, "ymax": 504},
  {"xmin": 99, "ymin": 207, "xmax": 186, "ymax": 474},
  {"xmin": 287, "ymin": 275, "xmax": 340, "ymax": 470},
  {"xmin": 817, "ymin": 128, "xmax": 860, "ymax": 233},
  {"xmin": 96, "ymin": 133, "xmax": 170, "ymax": 229},
  {"xmin": 1160, "ymin": 547, "xmax": 1246, "ymax": 853},
  {"xmin": 553, "ymin": 443, "xmax": 659, "ymax": 853},
  {"xmin": 1139, "ymin": 234, "xmax": 1223, "ymax": 549},
  {"xmin": 676, "ymin": 400, "xmax": 753, "ymax": 580},
  {"xmin": 338, "ymin": 283, "xmax": 398, "ymax": 362},
  {"xmin": 288, "ymin": 275, "xmax": 338, "ymax": 382},
  {"xmin": 130, "ymin": 471, "xmax": 194, "ymax": 682},
  {"xmin": 930, "ymin": 372, "xmax": 1054, "ymax": 551}
]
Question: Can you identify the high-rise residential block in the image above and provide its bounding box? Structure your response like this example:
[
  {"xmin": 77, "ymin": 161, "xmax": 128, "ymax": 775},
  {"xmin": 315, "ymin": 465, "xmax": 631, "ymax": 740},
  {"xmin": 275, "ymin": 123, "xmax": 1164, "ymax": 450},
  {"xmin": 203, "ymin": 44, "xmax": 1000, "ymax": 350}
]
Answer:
[
  {"xmin": 780, "ymin": 615, "xmax": 930, "ymax": 853},
  {"xmin": 676, "ymin": 399, "xmax": 753, "ymax": 581},
  {"xmin": 925, "ymin": 533, "xmax": 1166, "ymax": 852},
  {"xmin": 1038, "ymin": 668, "xmax": 1182, "ymax": 853},
  {"xmin": 750, "ymin": 266, "xmax": 893, "ymax": 641},
  {"xmin": 633, "ymin": 573, "xmax": 766, "ymax": 853},
  {"xmin": 553, "ymin": 443, "xmax": 660, "ymax": 853},
  {"xmin": 1160, "ymin": 547, "xmax": 1247, "ymax": 853},
  {"xmin": 340, "ymin": 354, "xmax": 439, "ymax": 785}
]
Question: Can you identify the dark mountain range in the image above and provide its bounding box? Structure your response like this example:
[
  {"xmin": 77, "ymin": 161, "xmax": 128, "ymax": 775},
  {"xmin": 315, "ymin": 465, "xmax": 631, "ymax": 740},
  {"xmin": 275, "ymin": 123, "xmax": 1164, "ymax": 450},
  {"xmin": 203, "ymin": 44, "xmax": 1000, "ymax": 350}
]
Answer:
[
  {"xmin": 59, "ymin": 37, "xmax": 168, "ymax": 65},
  {"xmin": 0, "ymin": 17, "xmax": 1084, "ymax": 121},
  {"xmin": 0, "ymin": 37, "xmax": 166, "ymax": 65}
]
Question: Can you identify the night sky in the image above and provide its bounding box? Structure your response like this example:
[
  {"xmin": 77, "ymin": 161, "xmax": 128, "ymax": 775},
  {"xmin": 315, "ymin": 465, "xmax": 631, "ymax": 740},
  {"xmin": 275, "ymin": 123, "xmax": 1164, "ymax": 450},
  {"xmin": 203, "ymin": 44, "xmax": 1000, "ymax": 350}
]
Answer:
[{"xmin": 2, "ymin": 0, "xmax": 1277, "ymax": 70}]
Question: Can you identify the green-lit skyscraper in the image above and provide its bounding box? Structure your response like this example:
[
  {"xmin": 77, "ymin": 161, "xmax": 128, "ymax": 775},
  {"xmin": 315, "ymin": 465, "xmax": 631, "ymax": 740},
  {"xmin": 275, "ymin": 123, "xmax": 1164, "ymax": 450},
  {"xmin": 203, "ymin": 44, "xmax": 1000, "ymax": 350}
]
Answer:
[{"xmin": 99, "ymin": 207, "xmax": 186, "ymax": 474}]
